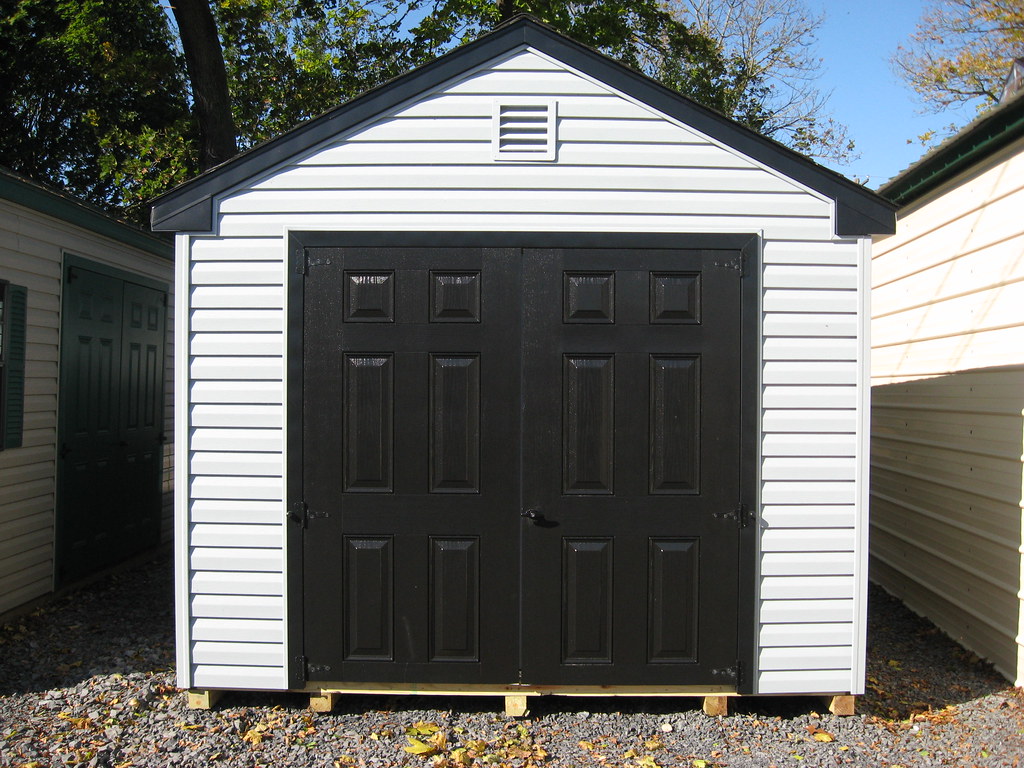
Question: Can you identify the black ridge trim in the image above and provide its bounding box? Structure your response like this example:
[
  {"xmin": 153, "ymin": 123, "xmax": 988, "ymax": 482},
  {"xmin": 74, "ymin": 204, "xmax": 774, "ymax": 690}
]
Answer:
[{"xmin": 151, "ymin": 17, "xmax": 894, "ymax": 237}]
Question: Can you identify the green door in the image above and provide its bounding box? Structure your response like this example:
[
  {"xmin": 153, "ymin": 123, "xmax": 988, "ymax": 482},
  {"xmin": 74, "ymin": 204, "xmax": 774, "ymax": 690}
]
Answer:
[{"xmin": 56, "ymin": 258, "xmax": 167, "ymax": 586}]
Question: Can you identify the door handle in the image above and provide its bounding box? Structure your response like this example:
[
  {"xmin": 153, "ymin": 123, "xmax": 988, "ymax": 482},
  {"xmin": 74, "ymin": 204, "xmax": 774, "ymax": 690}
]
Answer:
[{"xmin": 521, "ymin": 509, "xmax": 545, "ymax": 523}]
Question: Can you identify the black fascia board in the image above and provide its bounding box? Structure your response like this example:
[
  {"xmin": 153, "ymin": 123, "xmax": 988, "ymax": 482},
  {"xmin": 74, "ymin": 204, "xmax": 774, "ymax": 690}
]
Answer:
[{"xmin": 151, "ymin": 16, "xmax": 895, "ymax": 236}]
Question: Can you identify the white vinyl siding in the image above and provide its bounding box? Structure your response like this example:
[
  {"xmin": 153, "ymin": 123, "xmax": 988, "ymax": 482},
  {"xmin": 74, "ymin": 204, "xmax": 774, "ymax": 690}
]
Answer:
[
  {"xmin": 0, "ymin": 198, "xmax": 173, "ymax": 617},
  {"xmin": 181, "ymin": 46, "xmax": 867, "ymax": 693},
  {"xmin": 871, "ymin": 137, "xmax": 1024, "ymax": 687}
]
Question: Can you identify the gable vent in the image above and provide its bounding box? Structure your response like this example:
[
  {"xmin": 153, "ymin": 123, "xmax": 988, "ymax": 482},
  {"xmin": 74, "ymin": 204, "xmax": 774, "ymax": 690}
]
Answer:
[{"xmin": 492, "ymin": 100, "xmax": 557, "ymax": 161}]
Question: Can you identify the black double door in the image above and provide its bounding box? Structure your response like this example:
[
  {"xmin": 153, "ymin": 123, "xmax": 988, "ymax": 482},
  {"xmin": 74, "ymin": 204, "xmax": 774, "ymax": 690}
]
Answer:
[
  {"xmin": 57, "ymin": 260, "xmax": 166, "ymax": 586},
  {"xmin": 296, "ymin": 237, "xmax": 753, "ymax": 688}
]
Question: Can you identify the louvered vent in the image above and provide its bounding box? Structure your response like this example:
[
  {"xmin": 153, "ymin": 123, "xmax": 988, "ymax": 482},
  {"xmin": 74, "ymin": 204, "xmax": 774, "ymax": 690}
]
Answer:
[{"xmin": 492, "ymin": 100, "xmax": 557, "ymax": 161}]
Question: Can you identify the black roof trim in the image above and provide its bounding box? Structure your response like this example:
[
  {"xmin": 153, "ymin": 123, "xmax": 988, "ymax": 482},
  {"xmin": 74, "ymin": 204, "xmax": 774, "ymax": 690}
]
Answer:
[
  {"xmin": 878, "ymin": 88, "xmax": 1024, "ymax": 208},
  {"xmin": 151, "ymin": 16, "xmax": 894, "ymax": 236}
]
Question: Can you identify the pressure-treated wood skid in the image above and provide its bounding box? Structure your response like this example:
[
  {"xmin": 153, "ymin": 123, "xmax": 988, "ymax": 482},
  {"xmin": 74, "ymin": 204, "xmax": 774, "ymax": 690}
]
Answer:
[{"xmin": 187, "ymin": 687, "xmax": 858, "ymax": 718}]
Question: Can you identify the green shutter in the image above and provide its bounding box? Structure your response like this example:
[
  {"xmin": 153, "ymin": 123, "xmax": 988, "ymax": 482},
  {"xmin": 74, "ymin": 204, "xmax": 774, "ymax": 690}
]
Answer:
[{"xmin": 3, "ymin": 284, "xmax": 27, "ymax": 450}]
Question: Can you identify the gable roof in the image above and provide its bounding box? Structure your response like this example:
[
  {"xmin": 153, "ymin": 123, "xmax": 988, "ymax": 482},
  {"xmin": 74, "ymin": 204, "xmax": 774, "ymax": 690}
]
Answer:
[
  {"xmin": 150, "ymin": 16, "xmax": 894, "ymax": 236},
  {"xmin": 878, "ymin": 87, "xmax": 1024, "ymax": 208}
]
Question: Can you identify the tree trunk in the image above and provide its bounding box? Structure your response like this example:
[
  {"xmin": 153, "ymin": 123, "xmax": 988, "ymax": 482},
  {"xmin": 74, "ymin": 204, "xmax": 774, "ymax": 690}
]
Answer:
[
  {"xmin": 171, "ymin": 0, "xmax": 236, "ymax": 170},
  {"xmin": 497, "ymin": 0, "xmax": 519, "ymax": 23}
]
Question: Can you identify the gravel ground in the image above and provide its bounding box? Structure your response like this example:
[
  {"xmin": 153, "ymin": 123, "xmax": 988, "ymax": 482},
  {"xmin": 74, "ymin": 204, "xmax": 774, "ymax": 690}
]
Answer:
[{"xmin": 0, "ymin": 551, "xmax": 1021, "ymax": 768}]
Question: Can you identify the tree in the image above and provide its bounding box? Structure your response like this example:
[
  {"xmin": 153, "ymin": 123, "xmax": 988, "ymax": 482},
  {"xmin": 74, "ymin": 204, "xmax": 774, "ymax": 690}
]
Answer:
[
  {"xmin": 403, "ymin": 1, "xmax": 738, "ymax": 114},
  {"xmin": 894, "ymin": 0, "xmax": 1024, "ymax": 114},
  {"xmin": 199, "ymin": 0, "xmax": 738, "ymax": 149},
  {"xmin": 170, "ymin": 0, "xmax": 236, "ymax": 169},
  {"xmin": 0, "ymin": 0, "xmax": 196, "ymax": 219},
  {"xmin": 667, "ymin": 0, "xmax": 855, "ymax": 162}
]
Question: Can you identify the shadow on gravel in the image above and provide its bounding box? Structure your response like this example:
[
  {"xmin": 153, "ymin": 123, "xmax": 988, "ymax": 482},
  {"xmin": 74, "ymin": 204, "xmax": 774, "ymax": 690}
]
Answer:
[
  {"xmin": 860, "ymin": 582, "xmax": 1008, "ymax": 720},
  {"xmin": 0, "ymin": 551, "xmax": 1012, "ymax": 722},
  {"xmin": 0, "ymin": 551, "xmax": 175, "ymax": 697}
]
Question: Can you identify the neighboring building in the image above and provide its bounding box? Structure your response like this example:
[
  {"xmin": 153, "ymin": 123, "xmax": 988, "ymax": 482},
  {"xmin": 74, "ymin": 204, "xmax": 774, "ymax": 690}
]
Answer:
[
  {"xmin": 0, "ymin": 168, "xmax": 174, "ymax": 616},
  {"xmin": 871, "ymin": 85, "xmax": 1024, "ymax": 686},
  {"xmin": 151, "ymin": 17, "xmax": 894, "ymax": 710}
]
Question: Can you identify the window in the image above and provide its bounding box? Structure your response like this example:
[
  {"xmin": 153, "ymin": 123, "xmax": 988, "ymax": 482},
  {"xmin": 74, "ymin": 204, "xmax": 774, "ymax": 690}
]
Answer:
[{"xmin": 0, "ymin": 279, "xmax": 27, "ymax": 450}]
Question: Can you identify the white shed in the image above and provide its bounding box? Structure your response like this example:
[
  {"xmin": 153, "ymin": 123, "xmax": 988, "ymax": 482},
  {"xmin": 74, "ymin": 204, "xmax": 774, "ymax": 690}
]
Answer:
[
  {"xmin": 0, "ymin": 168, "xmax": 174, "ymax": 617},
  {"xmin": 871, "ymin": 85, "xmax": 1024, "ymax": 687},
  {"xmin": 151, "ymin": 18, "xmax": 895, "ymax": 713}
]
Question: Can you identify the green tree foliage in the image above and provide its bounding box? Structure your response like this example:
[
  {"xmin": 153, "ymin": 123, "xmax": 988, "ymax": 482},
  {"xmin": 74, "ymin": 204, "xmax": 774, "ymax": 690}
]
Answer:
[
  {"xmin": 894, "ymin": 0, "xmax": 1024, "ymax": 113},
  {"xmin": 0, "ymin": 0, "xmax": 195, "ymax": 219},
  {"xmin": 210, "ymin": 0, "xmax": 739, "ymax": 149},
  {"xmin": 0, "ymin": 0, "xmax": 849, "ymax": 221}
]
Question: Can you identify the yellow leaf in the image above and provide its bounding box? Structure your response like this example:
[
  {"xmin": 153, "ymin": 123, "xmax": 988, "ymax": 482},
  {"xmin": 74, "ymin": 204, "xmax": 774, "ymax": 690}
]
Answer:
[
  {"xmin": 838, "ymin": 746, "xmax": 849, "ymax": 751},
  {"xmin": 693, "ymin": 761, "xmax": 708, "ymax": 768},
  {"xmin": 624, "ymin": 749, "xmax": 639, "ymax": 758},
  {"xmin": 645, "ymin": 739, "xmax": 664, "ymax": 750},
  {"xmin": 404, "ymin": 737, "xmax": 439, "ymax": 756},
  {"xmin": 428, "ymin": 731, "xmax": 448, "ymax": 750},
  {"xmin": 334, "ymin": 756, "xmax": 355, "ymax": 767},
  {"xmin": 812, "ymin": 731, "xmax": 834, "ymax": 742},
  {"xmin": 638, "ymin": 756, "xmax": 661, "ymax": 768},
  {"xmin": 466, "ymin": 739, "xmax": 488, "ymax": 753},
  {"xmin": 451, "ymin": 747, "xmax": 472, "ymax": 767},
  {"xmin": 369, "ymin": 733, "xmax": 380, "ymax": 740},
  {"xmin": 578, "ymin": 740, "xmax": 594, "ymax": 751},
  {"xmin": 242, "ymin": 729, "xmax": 266, "ymax": 746}
]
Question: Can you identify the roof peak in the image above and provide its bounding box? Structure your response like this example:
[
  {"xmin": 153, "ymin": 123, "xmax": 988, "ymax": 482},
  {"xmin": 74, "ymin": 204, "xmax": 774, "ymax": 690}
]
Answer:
[{"xmin": 150, "ymin": 14, "xmax": 893, "ymax": 236}]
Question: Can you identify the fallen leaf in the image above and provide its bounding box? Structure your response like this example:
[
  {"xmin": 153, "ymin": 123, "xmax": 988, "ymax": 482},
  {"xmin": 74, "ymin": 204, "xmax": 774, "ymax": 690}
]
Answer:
[
  {"xmin": 404, "ymin": 737, "xmax": 439, "ymax": 756},
  {"xmin": 645, "ymin": 739, "xmax": 664, "ymax": 750},
  {"xmin": 813, "ymin": 732, "xmax": 834, "ymax": 742},
  {"xmin": 693, "ymin": 761, "xmax": 708, "ymax": 768},
  {"xmin": 242, "ymin": 729, "xmax": 266, "ymax": 746},
  {"xmin": 579, "ymin": 740, "xmax": 595, "ymax": 751}
]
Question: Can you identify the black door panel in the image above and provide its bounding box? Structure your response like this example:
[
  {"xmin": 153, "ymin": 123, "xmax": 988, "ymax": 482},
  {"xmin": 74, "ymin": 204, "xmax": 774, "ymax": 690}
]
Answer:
[{"xmin": 296, "ymin": 238, "xmax": 752, "ymax": 688}]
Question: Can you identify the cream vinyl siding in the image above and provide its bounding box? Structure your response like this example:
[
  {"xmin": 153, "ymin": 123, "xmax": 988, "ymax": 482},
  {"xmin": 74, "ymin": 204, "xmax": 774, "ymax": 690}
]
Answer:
[
  {"xmin": 871, "ymin": 137, "xmax": 1024, "ymax": 686},
  {"xmin": 181, "ymin": 47, "xmax": 868, "ymax": 694},
  {"xmin": 0, "ymin": 198, "xmax": 174, "ymax": 617}
]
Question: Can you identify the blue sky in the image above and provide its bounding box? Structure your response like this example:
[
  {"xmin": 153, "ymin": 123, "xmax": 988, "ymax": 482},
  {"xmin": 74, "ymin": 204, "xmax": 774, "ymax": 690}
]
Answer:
[{"xmin": 808, "ymin": 0, "xmax": 979, "ymax": 188}]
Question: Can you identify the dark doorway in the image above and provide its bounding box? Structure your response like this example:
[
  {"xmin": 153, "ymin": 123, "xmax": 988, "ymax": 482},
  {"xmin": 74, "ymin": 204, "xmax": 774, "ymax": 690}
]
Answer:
[
  {"xmin": 56, "ymin": 256, "xmax": 167, "ymax": 587},
  {"xmin": 290, "ymin": 233, "xmax": 757, "ymax": 690}
]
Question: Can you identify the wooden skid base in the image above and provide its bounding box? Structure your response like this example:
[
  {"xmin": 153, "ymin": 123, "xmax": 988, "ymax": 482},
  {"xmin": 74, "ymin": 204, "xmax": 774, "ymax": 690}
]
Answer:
[
  {"xmin": 303, "ymin": 684, "xmax": 739, "ymax": 717},
  {"xmin": 827, "ymin": 695, "xmax": 856, "ymax": 716},
  {"xmin": 505, "ymin": 695, "xmax": 529, "ymax": 717},
  {"xmin": 702, "ymin": 695, "xmax": 729, "ymax": 716},
  {"xmin": 187, "ymin": 689, "xmax": 223, "ymax": 710}
]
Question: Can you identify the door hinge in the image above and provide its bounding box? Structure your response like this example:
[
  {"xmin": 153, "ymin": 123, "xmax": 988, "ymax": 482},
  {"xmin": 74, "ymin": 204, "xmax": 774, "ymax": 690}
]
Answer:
[
  {"xmin": 714, "ymin": 502, "xmax": 752, "ymax": 528},
  {"xmin": 293, "ymin": 247, "xmax": 307, "ymax": 276},
  {"xmin": 302, "ymin": 656, "xmax": 332, "ymax": 680},
  {"xmin": 713, "ymin": 254, "xmax": 744, "ymax": 277},
  {"xmin": 711, "ymin": 664, "xmax": 738, "ymax": 682},
  {"xmin": 736, "ymin": 659, "xmax": 745, "ymax": 687},
  {"xmin": 297, "ymin": 654, "xmax": 308, "ymax": 682},
  {"xmin": 288, "ymin": 501, "xmax": 329, "ymax": 527}
]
